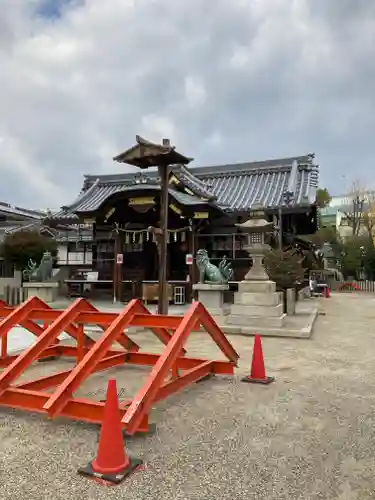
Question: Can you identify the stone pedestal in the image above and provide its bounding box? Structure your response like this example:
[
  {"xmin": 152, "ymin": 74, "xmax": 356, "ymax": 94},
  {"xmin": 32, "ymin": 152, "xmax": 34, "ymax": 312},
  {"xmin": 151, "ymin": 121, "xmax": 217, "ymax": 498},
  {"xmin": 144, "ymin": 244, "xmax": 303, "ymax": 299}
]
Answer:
[
  {"xmin": 286, "ymin": 288, "xmax": 296, "ymax": 315},
  {"xmin": 23, "ymin": 282, "xmax": 59, "ymax": 303},
  {"xmin": 224, "ymin": 280, "xmax": 286, "ymax": 334},
  {"xmin": 192, "ymin": 283, "xmax": 230, "ymax": 317},
  {"xmin": 244, "ymin": 242, "xmax": 271, "ymax": 281}
]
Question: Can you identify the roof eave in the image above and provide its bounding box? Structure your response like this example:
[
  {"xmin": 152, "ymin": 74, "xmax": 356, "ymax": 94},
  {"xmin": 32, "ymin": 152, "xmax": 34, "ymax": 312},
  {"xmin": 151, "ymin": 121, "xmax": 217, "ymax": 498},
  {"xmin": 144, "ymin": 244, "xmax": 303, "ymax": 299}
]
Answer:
[
  {"xmin": 113, "ymin": 136, "xmax": 193, "ymax": 167},
  {"xmin": 113, "ymin": 151, "xmax": 192, "ymax": 168}
]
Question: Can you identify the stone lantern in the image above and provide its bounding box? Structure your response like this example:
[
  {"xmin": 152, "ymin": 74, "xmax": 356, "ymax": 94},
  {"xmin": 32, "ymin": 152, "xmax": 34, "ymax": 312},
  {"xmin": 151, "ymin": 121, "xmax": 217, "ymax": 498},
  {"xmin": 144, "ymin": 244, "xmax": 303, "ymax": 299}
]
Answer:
[
  {"xmin": 223, "ymin": 203, "xmax": 286, "ymax": 336},
  {"xmin": 236, "ymin": 204, "xmax": 274, "ymax": 281}
]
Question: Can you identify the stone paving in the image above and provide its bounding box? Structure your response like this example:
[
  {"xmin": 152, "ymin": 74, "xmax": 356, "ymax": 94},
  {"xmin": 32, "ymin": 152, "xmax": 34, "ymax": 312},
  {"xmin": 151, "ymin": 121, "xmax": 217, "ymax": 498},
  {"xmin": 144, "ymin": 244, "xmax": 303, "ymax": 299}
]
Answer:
[{"xmin": 1, "ymin": 293, "xmax": 375, "ymax": 499}]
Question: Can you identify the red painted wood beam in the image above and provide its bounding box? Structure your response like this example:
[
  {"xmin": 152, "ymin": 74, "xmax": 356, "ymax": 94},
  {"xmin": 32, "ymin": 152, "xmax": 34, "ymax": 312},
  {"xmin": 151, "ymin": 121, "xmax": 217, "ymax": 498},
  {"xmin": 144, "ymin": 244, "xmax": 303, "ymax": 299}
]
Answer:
[
  {"xmin": 0, "ymin": 298, "xmax": 90, "ymax": 396},
  {"xmin": 43, "ymin": 299, "xmax": 140, "ymax": 418}
]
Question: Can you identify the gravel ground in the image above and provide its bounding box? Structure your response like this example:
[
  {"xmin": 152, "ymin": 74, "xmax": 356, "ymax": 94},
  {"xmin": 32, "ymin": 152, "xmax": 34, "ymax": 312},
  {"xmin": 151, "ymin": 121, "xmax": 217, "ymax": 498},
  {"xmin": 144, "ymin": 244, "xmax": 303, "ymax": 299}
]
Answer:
[{"xmin": 1, "ymin": 293, "xmax": 375, "ymax": 499}]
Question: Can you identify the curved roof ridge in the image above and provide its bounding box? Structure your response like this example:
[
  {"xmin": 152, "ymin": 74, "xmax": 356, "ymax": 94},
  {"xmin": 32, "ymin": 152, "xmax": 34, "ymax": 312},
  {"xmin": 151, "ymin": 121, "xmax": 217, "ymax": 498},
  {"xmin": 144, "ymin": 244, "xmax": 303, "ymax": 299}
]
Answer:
[
  {"xmin": 171, "ymin": 164, "xmax": 216, "ymax": 200},
  {"xmin": 191, "ymin": 153, "xmax": 316, "ymax": 177},
  {"xmin": 62, "ymin": 178, "xmax": 101, "ymax": 211}
]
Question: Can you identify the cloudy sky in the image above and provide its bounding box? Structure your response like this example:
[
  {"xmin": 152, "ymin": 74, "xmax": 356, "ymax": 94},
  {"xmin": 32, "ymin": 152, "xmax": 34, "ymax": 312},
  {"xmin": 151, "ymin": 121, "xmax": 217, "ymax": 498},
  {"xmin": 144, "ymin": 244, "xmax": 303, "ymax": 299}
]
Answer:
[{"xmin": 0, "ymin": 0, "xmax": 374, "ymax": 209}]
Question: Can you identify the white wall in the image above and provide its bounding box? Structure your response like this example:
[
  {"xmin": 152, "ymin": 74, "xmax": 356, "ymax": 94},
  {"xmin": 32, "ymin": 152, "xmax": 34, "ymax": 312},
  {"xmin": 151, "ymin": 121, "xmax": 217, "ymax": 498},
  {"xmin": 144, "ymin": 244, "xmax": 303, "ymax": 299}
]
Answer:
[{"xmin": 56, "ymin": 243, "xmax": 92, "ymax": 266}]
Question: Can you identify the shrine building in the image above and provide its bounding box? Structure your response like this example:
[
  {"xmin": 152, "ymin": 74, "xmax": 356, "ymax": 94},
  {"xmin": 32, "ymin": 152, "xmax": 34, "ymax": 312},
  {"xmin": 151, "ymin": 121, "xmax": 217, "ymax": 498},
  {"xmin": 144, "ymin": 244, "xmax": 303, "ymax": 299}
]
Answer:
[{"xmin": 49, "ymin": 140, "xmax": 319, "ymax": 302}]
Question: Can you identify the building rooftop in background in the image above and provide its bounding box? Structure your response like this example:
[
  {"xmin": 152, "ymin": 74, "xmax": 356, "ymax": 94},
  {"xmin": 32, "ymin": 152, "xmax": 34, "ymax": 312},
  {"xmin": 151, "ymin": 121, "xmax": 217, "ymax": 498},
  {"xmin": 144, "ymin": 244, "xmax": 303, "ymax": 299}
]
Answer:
[{"xmin": 0, "ymin": 201, "xmax": 47, "ymax": 219}]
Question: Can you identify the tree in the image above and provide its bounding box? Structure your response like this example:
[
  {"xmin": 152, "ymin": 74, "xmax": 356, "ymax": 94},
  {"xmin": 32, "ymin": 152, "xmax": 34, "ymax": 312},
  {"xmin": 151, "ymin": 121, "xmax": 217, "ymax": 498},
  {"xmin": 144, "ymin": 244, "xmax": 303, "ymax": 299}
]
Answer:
[
  {"xmin": 315, "ymin": 188, "xmax": 332, "ymax": 233},
  {"xmin": 343, "ymin": 179, "xmax": 375, "ymax": 239},
  {"xmin": 0, "ymin": 230, "xmax": 58, "ymax": 271},
  {"xmin": 362, "ymin": 192, "xmax": 375, "ymax": 244},
  {"xmin": 264, "ymin": 249, "xmax": 305, "ymax": 290},
  {"xmin": 315, "ymin": 188, "xmax": 331, "ymax": 208},
  {"xmin": 338, "ymin": 234, "xmax": 375, "ymax": 279},
  {"xmin": 308, "ymin": 226, "xmax": 338, "ymax": 248},
  {"xmin": 340, "ymin": 238, "xmax": 362, "ymax": 278}
]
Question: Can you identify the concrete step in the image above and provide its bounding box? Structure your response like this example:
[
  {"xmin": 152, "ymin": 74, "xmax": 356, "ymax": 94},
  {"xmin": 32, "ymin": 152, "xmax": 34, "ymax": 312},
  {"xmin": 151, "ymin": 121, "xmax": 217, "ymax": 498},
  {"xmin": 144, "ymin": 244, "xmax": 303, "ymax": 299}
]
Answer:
[
  {"xmin": 234, "ymin": 292, "xmax": 282, "ymax": 307},
  {"xmin": 238, "ymin": 280, "xmax": 276, "ymax": 294},
  {"xmin": 225, "ymin": 313, "xmax": 286, "ymax": 328},
  {"xmin": 230, "ymin": 303, "xmax": 284, "ymax": 317}
]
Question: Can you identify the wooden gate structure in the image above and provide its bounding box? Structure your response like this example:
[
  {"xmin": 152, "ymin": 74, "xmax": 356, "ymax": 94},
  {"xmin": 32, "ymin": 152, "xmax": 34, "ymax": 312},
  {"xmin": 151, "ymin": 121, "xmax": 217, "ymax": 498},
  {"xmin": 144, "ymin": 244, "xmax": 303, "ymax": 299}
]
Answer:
[{"xmin": 0, "ymin": 297, "xmax": 239, "ymax": 435}]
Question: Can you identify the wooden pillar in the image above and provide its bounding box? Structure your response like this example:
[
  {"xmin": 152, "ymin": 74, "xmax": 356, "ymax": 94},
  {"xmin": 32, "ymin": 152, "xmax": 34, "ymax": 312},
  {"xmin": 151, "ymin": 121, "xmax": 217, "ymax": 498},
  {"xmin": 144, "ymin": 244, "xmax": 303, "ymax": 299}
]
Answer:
[
  {"xmin": 113, "ymin": 226, "xmax": 123, "ymax": 303},
  {"xmin": 92, "ymin": 223, "xmax": 97, "ymax": 271},
  {"xmin": 187, "ymin": 223, "xmax": 195, "ymax": 301},
  {"xmin": 192, "ymin": 221, "xmax": 200, "ymax": 301},
  {"xmin": 157, "ymin": 163, "xmax": 169, "ymax": 315}
]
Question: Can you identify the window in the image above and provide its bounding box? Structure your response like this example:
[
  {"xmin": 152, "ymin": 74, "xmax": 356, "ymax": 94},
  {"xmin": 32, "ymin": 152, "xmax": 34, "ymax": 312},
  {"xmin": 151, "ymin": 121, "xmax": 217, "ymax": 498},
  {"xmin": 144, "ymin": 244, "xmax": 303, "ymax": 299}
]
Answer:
[
  {"xmin": 68, "ymin": 242, "xmax": 85, "ymax": 253},
  {"xmin": 0, "ymin": 260, "xmax": 14, "ymax": 278}
]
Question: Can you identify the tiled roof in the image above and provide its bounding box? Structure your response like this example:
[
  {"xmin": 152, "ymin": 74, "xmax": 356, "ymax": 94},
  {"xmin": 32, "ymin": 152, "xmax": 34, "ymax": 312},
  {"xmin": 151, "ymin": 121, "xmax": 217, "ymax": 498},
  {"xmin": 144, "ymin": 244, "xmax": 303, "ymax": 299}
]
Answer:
[
  {"xmin": 169, "ymin": 188, "xmax": 210, "ymax": 207},
  {"xmin": 171, "ymin": 164, "xmax": 215, "ymax": 200},
  {"xmin": 3, "ymin": 220, "xmax": 94, "ymax": 242},
  {"xmin": 192, "ymin": 154, "xmax": 318, "ymax": 210},
  {"xmin": 0, "ymin": 202, "xmax": 47, "ymax": 219},
  {"xmin": 56, "ymin": 183, "xmax": 210, "ymax": 220},
  {"xmin": 4, "ymin": 221, "xmax": 58, "ymax": 237},
  {"xmin": 55, "ymin": 153, "xmax": 319, "ymax": 218}
]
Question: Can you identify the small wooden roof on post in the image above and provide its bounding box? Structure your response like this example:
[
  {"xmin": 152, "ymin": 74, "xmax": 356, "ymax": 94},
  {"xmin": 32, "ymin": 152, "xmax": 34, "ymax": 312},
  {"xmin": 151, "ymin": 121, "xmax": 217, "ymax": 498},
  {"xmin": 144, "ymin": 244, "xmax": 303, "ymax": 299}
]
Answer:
[
  {"xmin": 113, "ymin": 135, "xmax": 193, "ymax": 168},
  {"xmin": 113, "ymin": 135, "xmax": 192, "ymax": 316}
]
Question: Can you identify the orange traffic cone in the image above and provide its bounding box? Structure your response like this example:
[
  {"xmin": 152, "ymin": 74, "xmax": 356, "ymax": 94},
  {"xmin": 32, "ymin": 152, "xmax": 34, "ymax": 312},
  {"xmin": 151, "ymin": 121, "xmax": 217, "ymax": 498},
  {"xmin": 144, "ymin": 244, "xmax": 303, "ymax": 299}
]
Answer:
[
  {"xmin": 242, "ymin": 335, "xmax": 274, "ymax": 385},
  {"xmin": 78, "ymin": 379, "xmax": 142, "ymax": 485}
]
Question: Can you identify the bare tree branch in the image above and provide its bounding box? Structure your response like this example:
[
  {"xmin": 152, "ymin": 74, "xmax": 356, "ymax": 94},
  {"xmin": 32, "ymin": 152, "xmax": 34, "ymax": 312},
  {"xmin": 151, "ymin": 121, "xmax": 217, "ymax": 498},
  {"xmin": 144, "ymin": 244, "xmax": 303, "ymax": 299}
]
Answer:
[{"xmin": 344, "ymin": 179, "xmax": 375, "ymax": 242}]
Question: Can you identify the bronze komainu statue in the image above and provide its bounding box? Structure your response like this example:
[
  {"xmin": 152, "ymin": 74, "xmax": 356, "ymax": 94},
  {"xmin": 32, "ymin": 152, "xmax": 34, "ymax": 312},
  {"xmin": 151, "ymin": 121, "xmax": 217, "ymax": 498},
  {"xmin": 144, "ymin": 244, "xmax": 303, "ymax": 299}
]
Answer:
[
  {"xmin": 23, "ymin": 251, "xmax": 54, "ymax": 282},
  {"xmin": 196, "ymin": 249, "xmax": 233, "ymax": 284}
]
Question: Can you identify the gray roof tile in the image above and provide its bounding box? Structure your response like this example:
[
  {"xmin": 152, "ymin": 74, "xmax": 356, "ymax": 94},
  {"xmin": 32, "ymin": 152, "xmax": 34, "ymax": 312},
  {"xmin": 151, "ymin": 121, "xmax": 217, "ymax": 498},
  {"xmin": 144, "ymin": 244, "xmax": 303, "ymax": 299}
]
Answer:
[
  {"xmin": 0, "ymin": 202, "xmax": 46, "ymax": 219},
  {"xmin": 171, "ymin": 164, "xmax": 215, "ymax": 200},
  {"xmin": 55, "ymin": 153, "xmax": 319, "ymax": 218},
  {"xmin": 60, "ymin": 183, "xmax": 209, "ymax": 215}
]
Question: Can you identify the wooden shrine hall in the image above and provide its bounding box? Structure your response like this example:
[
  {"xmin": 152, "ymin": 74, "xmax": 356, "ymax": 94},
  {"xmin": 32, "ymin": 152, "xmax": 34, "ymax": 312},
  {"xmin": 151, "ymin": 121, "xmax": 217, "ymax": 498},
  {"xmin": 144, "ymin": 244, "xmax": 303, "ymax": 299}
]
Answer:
[{"xmin": 49, "ymin": 137, "xmax": 320, "ymax": 304}]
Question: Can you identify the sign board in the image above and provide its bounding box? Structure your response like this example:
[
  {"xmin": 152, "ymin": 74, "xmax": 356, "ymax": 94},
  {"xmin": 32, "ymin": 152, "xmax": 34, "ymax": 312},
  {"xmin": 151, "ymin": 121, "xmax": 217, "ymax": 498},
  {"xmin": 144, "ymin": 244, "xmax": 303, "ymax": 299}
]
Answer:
[
  {"xmin": 185, "ymin": 254, "xmax": 193, "ymax": 265},
  {"xmin": 116, "ymin": 254, "xmax": 124, "ymax": 265},
  {"xmin": 86, "ymin": 271, "xmax": 99, "ymax": 282}
]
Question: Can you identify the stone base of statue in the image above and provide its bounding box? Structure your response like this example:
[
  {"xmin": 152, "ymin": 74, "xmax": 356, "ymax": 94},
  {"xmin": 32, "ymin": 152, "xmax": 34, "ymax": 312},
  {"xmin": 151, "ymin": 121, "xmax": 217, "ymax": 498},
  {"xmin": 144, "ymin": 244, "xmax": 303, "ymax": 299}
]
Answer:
[
  {"xmin": 225, "ymin": 279, "xmax": 286, "ymax": 331},
  {"xmin": 193, "ymin": 283, "xmax": 230, "ymax": 318},
  {"xmin": 23, "ymin": 281, "xmax": 59, "ymax": 303},
  {"xmin": 221, "ymin": 281, "xmax": 318, "ymax": 338}
]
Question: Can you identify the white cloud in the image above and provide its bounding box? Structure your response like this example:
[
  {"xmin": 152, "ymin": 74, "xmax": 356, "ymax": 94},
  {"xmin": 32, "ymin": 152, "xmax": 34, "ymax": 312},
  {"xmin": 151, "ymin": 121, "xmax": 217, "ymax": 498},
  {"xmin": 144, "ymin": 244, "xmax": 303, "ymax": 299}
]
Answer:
[
  {"xmin": 184, "ymin": 76, "xmax": 207, "ymax": 107},
  {"xmin": 0, "ymin": 135, "xmax": 65, "ymax": 205},
  {"xmin": 0, "ymin": 0, "xmax": 375, "ymax": 207},
  {"xmin": 141, "ymin": 115, "xmax": 177, "ymax": 144},
  {"xmin": 204, "ymin": 131, "xmax": 223, "ymax": 148},
  {"xmin": 230, "ymin": 47, "xmax": 250, "ymax": 69}
]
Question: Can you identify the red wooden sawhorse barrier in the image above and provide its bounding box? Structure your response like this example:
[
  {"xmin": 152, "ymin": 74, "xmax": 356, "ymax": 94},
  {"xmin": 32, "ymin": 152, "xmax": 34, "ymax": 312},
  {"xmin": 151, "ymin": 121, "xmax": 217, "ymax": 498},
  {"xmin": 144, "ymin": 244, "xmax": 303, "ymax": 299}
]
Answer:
[{"xmin": 0, "ymin": 297, "xmax": 239, "ymax": 435}]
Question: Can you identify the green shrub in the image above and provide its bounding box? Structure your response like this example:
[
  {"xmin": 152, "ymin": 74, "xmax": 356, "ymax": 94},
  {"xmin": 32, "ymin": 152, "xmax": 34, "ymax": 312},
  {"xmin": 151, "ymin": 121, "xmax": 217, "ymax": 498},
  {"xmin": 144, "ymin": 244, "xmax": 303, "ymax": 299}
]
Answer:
[
  {"xmin": 264, "ymin": 249, "xmax": 305, "ymax": 289},
  {"xmin": 0, "ymin": 230, "xmax": 57, "ymax": 271}
]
